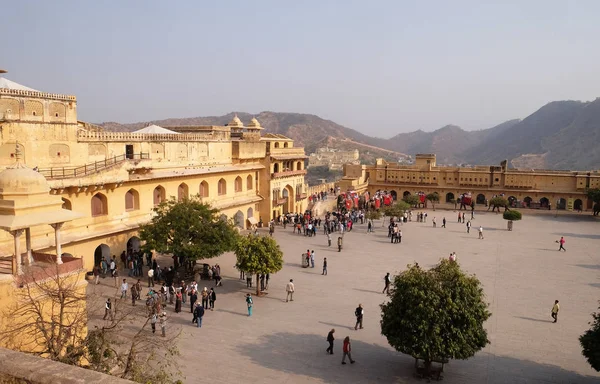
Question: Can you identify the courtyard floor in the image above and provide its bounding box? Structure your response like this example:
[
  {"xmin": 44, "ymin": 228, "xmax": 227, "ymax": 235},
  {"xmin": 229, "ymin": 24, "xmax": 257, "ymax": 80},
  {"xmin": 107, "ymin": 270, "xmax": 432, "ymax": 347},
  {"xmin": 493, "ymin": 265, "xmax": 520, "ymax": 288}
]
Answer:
[{"xmin": 89, "ymin": 208, "xmax": 600, "ymax": 383}]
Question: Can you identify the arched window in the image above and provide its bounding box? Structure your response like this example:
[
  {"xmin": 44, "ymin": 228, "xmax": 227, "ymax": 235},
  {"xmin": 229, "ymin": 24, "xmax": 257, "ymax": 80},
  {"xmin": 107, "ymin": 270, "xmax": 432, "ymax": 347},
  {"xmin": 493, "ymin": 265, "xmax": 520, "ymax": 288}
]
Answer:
[
  {"xmin": 284, "ymin": 142, "xmax": 289, "ymax": 148},
  {"xmin": 178, "ymin": 183, "xmax": 189, "ymax": 201},
  {"xmin": 153, "ymin": 186, "xmax": 166, "ymax": 206},
  {"xmin": 125, "ymin": 189, "xmax": 139, "ymax": 211},
  {"xmin": 235, "ymin": 176, "xmax": 242, "ymax": 192},
  {"xmin": 218, "ymin": 179, "xmax": 227, "ymax": 196},
  {"xmin": 246, "ymin": 175, "xmax": 253, "ymax": 190},
  {"xmin": 273, "ymin": 163, "xmax": 279, "ymax": 173},
  {"xmin": 274, "ymin": 142, "xmax": 280, "ymax": 148},
  {"xmin": 61, "ymin": 197, "xmax": 72, "ymax": 210},
  {"xmin": 91, "ymin": 193, "xmax": 108, "ymax": 217},
  {"xmin": 296, "ymin": 161, "xmax": 302, "ymax": 170},
  {"xmin": 199, "ymin": 181, "xmax": 209, "ymax": 197}
]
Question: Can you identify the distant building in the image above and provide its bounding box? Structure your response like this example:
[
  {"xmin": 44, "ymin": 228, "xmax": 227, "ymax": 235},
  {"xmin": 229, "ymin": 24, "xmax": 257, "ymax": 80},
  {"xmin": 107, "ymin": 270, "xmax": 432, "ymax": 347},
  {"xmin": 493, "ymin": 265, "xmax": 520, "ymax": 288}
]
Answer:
[{"xmin": 308, "ymin": 147, "xmax": 360, "ymax": 170}]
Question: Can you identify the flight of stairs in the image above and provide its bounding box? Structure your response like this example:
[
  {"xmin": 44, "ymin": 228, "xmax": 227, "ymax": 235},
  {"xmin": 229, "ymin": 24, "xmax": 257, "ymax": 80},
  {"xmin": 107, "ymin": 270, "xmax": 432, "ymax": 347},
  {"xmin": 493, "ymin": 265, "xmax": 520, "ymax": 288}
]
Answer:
[{"xmin": 0, "ymin": 256, "xmax": 12, "ymax": 274}]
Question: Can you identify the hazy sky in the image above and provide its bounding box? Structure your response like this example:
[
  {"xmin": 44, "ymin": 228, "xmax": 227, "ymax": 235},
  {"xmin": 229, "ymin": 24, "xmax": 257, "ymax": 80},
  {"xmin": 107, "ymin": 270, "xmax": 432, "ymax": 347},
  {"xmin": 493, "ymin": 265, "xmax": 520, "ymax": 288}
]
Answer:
[{"xmin": 2, "ymin": 1, "xmax": 599, "ymax": 137}]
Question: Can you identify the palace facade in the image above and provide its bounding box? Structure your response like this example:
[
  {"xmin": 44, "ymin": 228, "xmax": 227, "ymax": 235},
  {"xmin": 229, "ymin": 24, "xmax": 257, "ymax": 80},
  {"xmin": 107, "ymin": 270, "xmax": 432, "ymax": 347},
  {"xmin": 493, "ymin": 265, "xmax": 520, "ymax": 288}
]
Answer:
[
  {"xmin": 0, "ymin": 75, "xmax": 308, "ymax": 278},
  {"xmin": 340, "ymin": 154, "xmax": 600, "ymax": 211}
]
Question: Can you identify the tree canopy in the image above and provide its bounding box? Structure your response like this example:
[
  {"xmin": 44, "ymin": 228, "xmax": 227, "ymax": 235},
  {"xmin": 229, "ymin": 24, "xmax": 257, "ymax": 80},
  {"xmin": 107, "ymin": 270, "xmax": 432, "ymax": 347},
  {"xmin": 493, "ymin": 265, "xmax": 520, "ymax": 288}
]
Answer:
[
  {"xmin": 403, "ymin": 195, "xmax": 420, "ymax": 207},
  {"xmin": 235, "ymin": 234, "xmax": 284, "ymax": 295},
  {"xmin": 586, "ymin": 188, "xmax": 600, "ymax": 204},
  {"xmin": 380, "ymin": 260, "xmax": 491, "ymax": 376},
  {"xmin": 426, "ymin": 193, "xmax": 440, "ymax": 209},
  {"xmin": 384, "ymin": 201, "xmax": 410, "ymax": 218},
  {"xmin": 580, "ymin": 302, "xmax": 600, "ymax": 372},
  {"xmin": 365, "ymin": 210, "xmax": 382, "ymax": 221},
  {"xmin": 489, "ymin": 197, "xmax": 508, "ymax": 208},
  {"xmin": 140, "ymin": 197, "xmax": 239, "ymax": 262},
  {"xmin": 503, "ymin": 210, "xmax": 522, "ymax": 221}
]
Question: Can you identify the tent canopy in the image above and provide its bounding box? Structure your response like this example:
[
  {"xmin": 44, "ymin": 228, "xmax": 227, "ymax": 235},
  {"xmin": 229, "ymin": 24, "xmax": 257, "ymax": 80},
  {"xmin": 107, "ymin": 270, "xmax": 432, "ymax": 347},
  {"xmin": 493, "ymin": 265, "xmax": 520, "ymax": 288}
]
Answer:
[{"xmin": 132, "ymin": 125, "xmax": 179, "ymax": 134}]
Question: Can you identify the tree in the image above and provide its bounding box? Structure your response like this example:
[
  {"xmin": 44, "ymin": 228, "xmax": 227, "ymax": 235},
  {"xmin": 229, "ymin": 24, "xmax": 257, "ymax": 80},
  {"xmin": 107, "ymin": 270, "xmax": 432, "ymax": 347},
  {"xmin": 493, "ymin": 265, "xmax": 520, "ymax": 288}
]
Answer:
[
  {"xmin": 426, "ymin": 193, "xmax": 440, "ymax": 210},
  {"xmin": 580, "ymin": 302, "xmax": 600, "ymax": 372},
  {"xmin": 503, "ymin": 210, "xmax": 522, "ymax": 231},
  {"xmin": 384, "ymin": 201, "xmax": 410, "ymax": 220},
  {"xmin": 365, "ymin": 209, "xmax": 382, "ymax": 221},
  {"xmin": 489, "ymin": 197, "xmax": 508, "ymax": 213},
  {"xmin": 235, "ymin": 234, "xmax": 284, "ymax": 296},
  {"xmin": 403, "ymin": 194, "xmax": 420, "ymax": 207},
  {"xmin": 380, "ymin": 260, "xmax": 491, "ymax": 378},
  {"xmin": 586, "ymin": 188, "xmax": 600, "ymax": 216},
  {"xmin": 140, "ymin": 196, "xmax": 239, "ymax": 264}
]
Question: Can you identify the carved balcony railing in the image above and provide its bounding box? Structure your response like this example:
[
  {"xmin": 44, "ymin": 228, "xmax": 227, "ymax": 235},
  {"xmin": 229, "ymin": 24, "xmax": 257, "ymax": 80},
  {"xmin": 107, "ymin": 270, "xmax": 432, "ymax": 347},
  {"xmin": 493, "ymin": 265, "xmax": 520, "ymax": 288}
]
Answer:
[
  {"xmin": 296, "ymin": 193, "xmax": 307, "ymax": 200},
  {"xmin": 272, "ymin": 197, "xmax": 288, "ymax": 205},
  {"xmin": 271, "ymin": 169, "xmax": 307, "ymax": 178}
]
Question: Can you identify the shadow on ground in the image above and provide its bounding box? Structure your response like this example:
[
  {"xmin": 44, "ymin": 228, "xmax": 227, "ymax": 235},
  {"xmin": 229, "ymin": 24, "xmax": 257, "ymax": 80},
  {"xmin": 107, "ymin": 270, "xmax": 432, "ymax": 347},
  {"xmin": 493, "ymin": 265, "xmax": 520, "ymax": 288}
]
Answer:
[
  {"xmin": 236, "ymin": 332, "xmax": 600, "ymax": 383},
  {"xmin": 553, "ymin": 232, "xmax": 600, "ymax": 240}
]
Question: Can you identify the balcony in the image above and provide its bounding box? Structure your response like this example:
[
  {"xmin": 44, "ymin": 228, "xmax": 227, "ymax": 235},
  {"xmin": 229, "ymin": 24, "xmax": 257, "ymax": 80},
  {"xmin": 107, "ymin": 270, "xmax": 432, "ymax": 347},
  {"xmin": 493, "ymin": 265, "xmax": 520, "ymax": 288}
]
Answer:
[
  {"xmin": 271, "ymin": 169, "xmax": 307, "ymax": 179},
  {"xmin": 273, "ymin": 197, "xmax": 288, "ymax": 205},
  {"xmin": 296, "ymin": 193, "xmax": 307, "ymax": 200}
]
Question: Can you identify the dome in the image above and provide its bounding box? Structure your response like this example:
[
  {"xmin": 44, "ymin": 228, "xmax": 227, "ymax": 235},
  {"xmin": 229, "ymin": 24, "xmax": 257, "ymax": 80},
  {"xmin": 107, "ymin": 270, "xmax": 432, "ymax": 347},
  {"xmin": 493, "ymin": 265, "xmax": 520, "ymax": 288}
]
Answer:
[
  {"xmin": 228, "ymin": 114, "xmax": 244, "ymax": 128},
  {"xmin": 0, "ymin": 164, "xmax": 50, "ymax": 195},
  {"xmin": 247, "ymin": 117, "xmax": 263, "ymax": 129}
]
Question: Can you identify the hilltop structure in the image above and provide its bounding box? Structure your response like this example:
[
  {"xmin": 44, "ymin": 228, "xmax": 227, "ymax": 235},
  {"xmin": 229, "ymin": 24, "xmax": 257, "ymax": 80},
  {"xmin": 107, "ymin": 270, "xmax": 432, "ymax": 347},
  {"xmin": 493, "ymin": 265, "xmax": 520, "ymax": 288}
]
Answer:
[
  {"xmin": 308, "ymin": 147, "xmax": 360, "ymax": 170},
  {"xmin": 340, "ymin": 154, "xmax": 600, "ymax": 211}
]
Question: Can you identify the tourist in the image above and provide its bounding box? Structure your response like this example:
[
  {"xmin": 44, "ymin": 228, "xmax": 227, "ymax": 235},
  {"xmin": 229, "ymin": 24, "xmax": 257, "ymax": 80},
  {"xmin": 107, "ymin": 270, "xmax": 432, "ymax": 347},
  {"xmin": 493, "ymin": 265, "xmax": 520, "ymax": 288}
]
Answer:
[
  {"xmin": 449, "ymin": 252, "xmax": 457, "ymax": 262},
  {"xmin": 383, "ymin": 273, "xmax": 391, "ymax": 294},
  {"xmin": 458, "ymin": 212, "xmax": 461, "ymax": 223},
  {"xmin": 112, "ymin": 266, "xmax": 119, "ymax": 287},
  {"xmin": 341, "ymin": 336, "xmax": 355, "ymax": 364},
  {"xmin": 246, "ymin": 293, "xmax": 253, "ymax": 316},
  {"xmin": 478, "ymin": 226, "xmax": 484, "ymax": 239},
  {"xmin": 189, "ymin": 288, "xmax": 198, "ymax": 313},
  {"xmin": 354, "ymin": 304, "xmax": 364, "ymax": 330},
  {"xmin": 200, "ymin": 287, "xmax": 208, "ymax": 308},
  {"xmin": 466, "ymin": 220, "xmax": 471, "ymax": 233},
  {"xmin": 209, "ymin": 287, "xmax": 216, "ymax": 310},
  {"xmin": 180, "ymin": 281, "xmax": 187, "ymax": 304},
  {"xmin": 159, "ymin": 311, "xmax": 167, "ymax": 337},
  {"xmin": 310, "ymin": 250, "xmax": 315, "ymax": 268},
  {"xmin": 432, "ymin": 217, "xmax": 436, "ymax": 228},
  {"xmin": 322, "ymin": 257, "xmax": 328, "ymax": 275},
  {"xmin": 442, "ymin": 217, "xmax": 446, "ymax": 228},
  {"xmin": 326, "ymin": 329, "xmax": 335, "ymax": 354},
  {"xmin": 551, "ymin": 300, "xmax": 560, "ymax": 323},
  {"xmin": 327, "ymin": 232, "xmax": 332, "ymax": 247},
  {"xmin": 397, "ymin": 229, "xmax": 402, "ymax": 244},
  {"xmin": 557, "ymin": 236, "xmax": 566, "ymax": 252},
  {"xmin": 266, "ymin": 273, "xmax": 270, "ymax": 290},
  {"xmin": 246, "ymin": 275, "xmax": 252, "ymax": 288},
  {"xmin": 194, "ymin": 304, "xmax": 205, "ymax": 328},
  {"xmin": 175, "ymin": 289, "xmax": 182, "ymax": 313},
  {"xmin": 150, "ymin": 312, "xmax": 158, "ymax": 334},
  {"xmin": 286, "ymin": 279, "xmax": 295, "ymax": 302},
  {"xmin": 367, "ymin": 220, "xmax": 373, "ymax": 233},
  {"xmin": 103, "ymin": 298, "xmax": 113, "ymax": 321},
  {"xmin": 462, "ymin": 212, "xmax": 466, "ymax": 223},
  {"xmin": 131, "ymin": 283, "xmax": 137, "ymax": 306},
  {"xmin": 93, "ymin": 264, "xmax": 100, "ymax": 285},
  {"xmin": 260, "ymin": 274, "xmax": 265, "ymax": 291},
  {"xmin": 120, "ymin": 279, "xmax": 128, "ymax": 299},
  {"xmin": 337, "ymin": 236, "xmax": 343, "ymax": 252}
]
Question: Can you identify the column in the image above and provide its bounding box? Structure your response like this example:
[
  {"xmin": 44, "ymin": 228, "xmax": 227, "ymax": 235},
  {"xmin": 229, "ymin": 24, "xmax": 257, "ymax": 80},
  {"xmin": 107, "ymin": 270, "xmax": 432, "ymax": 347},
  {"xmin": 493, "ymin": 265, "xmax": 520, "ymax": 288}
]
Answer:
[
  {"xmin": 10, "ymin": 229, "xmax": 24, "ymax": 275},
  {"xmin": 25, "ymin": 228, "xmax": 33, "ymax": 265},
  {"xmin": 51, "ymin": 223, "xmax": 64, "ymax": 264}
]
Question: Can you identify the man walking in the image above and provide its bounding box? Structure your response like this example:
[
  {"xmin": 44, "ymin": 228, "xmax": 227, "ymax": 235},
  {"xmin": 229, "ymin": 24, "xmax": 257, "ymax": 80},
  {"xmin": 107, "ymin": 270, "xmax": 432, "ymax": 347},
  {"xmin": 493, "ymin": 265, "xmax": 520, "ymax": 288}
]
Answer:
[
  {"xmin": 246, "ymin": 293, "xmax": 253, "ymax": 316},
  {"xmin": 478, "ymin": 226, "xmax": 484, "ymax": 239},
  {"xmin": 337, "ymin": 236, "xmax": 343, "ymax": 252},
  {"xmin": 354, "ymin": 304, "xmax": 364, "ymax": 330},
  {"xmin": 466, "ymin": 220, "xmax": 471, "ymax": 233},
  {"xmin": 442, "ymin": 217, "xmax": 446, "ymax": 228},
  {"xmin": 120, "ymin": 279, "xmax": 128, "ymax": 299},
  {"xmin": 341, "ymin": 336, "xmax": 355, "ymax": 365},
  {"xmin": 558, "ymin": 237, "xmax": 566, "ymax": 251},
  {"xmin": 551, "ymin": 300, "xmax": 560, "ymax": 323},
  {"xmin": 103, "ymin": 298, "xmax": 113, "ymax": 321},
  {"xmin": 383, "ymin": 273, "xmax": 391, "ymax": 294},
  {"xmin": 194, "ymin": 304, "xmax": 205, "ymax": 328},
  {"xmin": 326, "ymin": 329, "xmax": 335, "ymax": 354},
  {"xmin": 159, "ymin": 311, "xmax": 167, "ymax": 337},
  {"xmin": 286, "ymin": 279, "xmax": 295, "ymax": 302},
  {"xmin": 310, "ymin": 250, "xmax": 315, "ymax": 268},
  {"xmin": 147, "ymin": 267, "xmax": 154, "ymax": 287},
  {"xmin": 327, "ymin": 232, "xmax": 332, "ymax": 247},
  {"xmin": 322, "ymin": 258, "xmax": 328, "ymax": 275}
]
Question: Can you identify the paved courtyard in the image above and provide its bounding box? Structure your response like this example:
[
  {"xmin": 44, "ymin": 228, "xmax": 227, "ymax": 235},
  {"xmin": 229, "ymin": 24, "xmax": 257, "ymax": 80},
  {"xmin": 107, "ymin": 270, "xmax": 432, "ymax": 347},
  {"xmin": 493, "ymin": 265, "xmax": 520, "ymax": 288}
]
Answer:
[{"xmin": 90, "ymin": 208, "xmax": 600, "ymax": 383}]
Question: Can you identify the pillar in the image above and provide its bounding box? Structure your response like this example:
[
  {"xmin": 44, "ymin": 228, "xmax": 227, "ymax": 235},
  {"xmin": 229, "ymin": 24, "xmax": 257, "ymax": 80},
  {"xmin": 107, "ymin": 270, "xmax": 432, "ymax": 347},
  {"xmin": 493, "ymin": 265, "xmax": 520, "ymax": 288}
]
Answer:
[
  {"xmin": 10, "ymin": 229, "xmax": 24, "ymax": 275},
  {"xmin": 25, "ymin": 228, "xmax": 33, "ymax": 265},
  {"xmin": 51, "ymin": 223, "xmax": 64, "ymax": 264}
]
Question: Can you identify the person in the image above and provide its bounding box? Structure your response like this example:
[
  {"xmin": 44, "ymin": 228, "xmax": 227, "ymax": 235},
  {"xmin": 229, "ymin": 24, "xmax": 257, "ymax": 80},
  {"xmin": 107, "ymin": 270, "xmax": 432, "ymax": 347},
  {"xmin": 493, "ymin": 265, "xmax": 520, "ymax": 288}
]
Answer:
[
  {"xmin": 326, "ymin": 329, "xmax": 335, "ymax": 355},
  {"xmin": 354, "ymin": 304, "xmax": 364, "ymax": 330},
  {"xmin": 175, "ymin": 290, "xmax": 182, "ymax": 313},
  {"xmin": 478, "ymin": 226, "xmax": 484, "ymax": 239},
  {"xmin": 383, "ymin": 273, "xmax": 391, "ymax": 294},
  {"xmin": 147, "ymin": 267, "xmax": 154, "ymax": 287},
  {"xmin": 103, "ymin": 298, "xmax": 113, "ymax": 321},
  {"xmin": 246, "ymin": 293, "xmax": 253, "ymax": 316},
  {"xmin": 466, "ymin": 221, "xmax": 471, "ymax": 233},
  {"xmin": 449, "ymin": 252, "xmax": 457, "ymax": 262},
  {"xmin": 286, "ymin": 279, "xmax": 295, "ymax": 302},
  {"xmin": 131, "ymin": 283, "xmax": 137, "ymax": 306},
  {"xmin": 189, "ymin": 288, "xmax": 198, "ymax": 313},
  {"xmin": 310, "ymin": 250, "xmax": 315, "ymax": 268},
  {"xmin": 558, "ymin": 236, "xmax": 566, "ymax": 252},
  {"xmin": 337, "ymin": 236, "xmax": 343, "ymax": 252},
  {"xmin": 397, "ymin": 229, "xmax": 402, "ymax": 244},
  {"xmin": 551, "ymin": 300, "xmax": 560, "ymax": 323},
  {"xmin": 246, "ymin": 275, "xmax": 252, "ymax": 288},
  {"xmin": 367, "ymin": 220, "xmax": 373, "ymax": 233},
  {"xmin": 442, "ymin": 217, "xmax": 446, "ymax": 228},
  {"xmin": 209, "ymin": 288, "xmax": 216, "ymax": 310},
  {"xmin": 322, "ymin": 257, "xmax": 328, "ymax": 275},
  {"xmin": 112, "ymin": 267, "xmax": 119, "ymax": 288},
  {"xmin": 150, "ymin": 312, "xmax": 158, "ymax": 333},
  {"xmin": 120, "ymin": 279, "xmax": 128, "ymax": 299},
  {"xmin": 432, "ymin": 217, "xmax": 436, "ymax": 228},
  {"xmin": 327, "ymin": 232, "xmax": 332, "ymax": 247},
  {"xmin": 159, "ymin": 311, "xmax": 167, "ymax": 337},
  {"xmin": 341, "ymin": 336, "xmax": 355, "ymax": 365},
  {"xmin": 201, "ymin": 287, "xmax": 209, "ymax": 309},
  {"xmin": 194, "ymin": 304, "xmax": 205, "ymax": 328},
  {"xmin": 93, "ymin": 265, "xmax": 100, "ymax": 285}
]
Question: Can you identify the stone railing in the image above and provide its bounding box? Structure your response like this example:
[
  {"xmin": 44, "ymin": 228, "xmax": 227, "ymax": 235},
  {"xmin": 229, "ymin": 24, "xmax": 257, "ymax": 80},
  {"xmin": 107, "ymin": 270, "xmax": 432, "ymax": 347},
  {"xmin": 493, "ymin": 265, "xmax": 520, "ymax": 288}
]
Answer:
[
  {"xmin": 15, "ymin": 253, "xmax": 84, "ymax": 284},
  {"xmin": 77, "ymin": 130, "xmax": 229, "ymax": 142},
  {"xmin": 0, "ymin": 88, "xmax": 76, "ymax": 101},
  {"xmin": 273, "ymin": 197, "xmax": 288, "ymax": 205},
  {"xmin": 269, "ymin": 147, "xmax": 306, "ymax": 156},
  {"xmin": 306, "ymin": 181, "xmax": 337, "ymax": 196},
  {"xmin": 271, "ymin": 169, "xmax": 307, "ymax": 179},
  {"xmin": 296, "ymin": 193, "xmax": 307, "ymax": 200}
]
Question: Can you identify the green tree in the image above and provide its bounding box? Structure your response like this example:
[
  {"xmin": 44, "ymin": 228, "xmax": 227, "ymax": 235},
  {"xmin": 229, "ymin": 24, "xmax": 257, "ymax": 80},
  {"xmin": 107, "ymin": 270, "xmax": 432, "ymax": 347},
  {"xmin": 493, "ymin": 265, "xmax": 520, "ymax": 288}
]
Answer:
[
  {"xmin": 580, "ymin": 302, "xmax": 600, "ymax": 372},
  {"xmin": 503, "ymin": 210, "xmax": 522, "ymax": 231},
  {"xmin": 403, "ymin": 194, "xmax": 420, "ymax": 207},
  {"xmin": 380, "ymin": 260, "xmax": 491, "ymax": 377},
  {"xmin": 235, "ymin": 234, "xmax": 284, "ymax": 296},
  {"xmin": 586, "ymin": 188, "xmax": 600, "ymax": 216},
  {"xmin": 384, "ymin": 201, "xmax": 410, "ymax": 219},
  {"xmin": 365, "ymin": 209, "xmax": 382, "ymax": 221},
  {"xmin": 426, "ymin": 193, "xmax": 440, "ymax": 210},
  {"xmin": 489, "ymin": 197, "xmax": 508, "ymax": 213},
  {"xmin": 140, "ymin": 197, "xmax": 239, "ymax": 264}
]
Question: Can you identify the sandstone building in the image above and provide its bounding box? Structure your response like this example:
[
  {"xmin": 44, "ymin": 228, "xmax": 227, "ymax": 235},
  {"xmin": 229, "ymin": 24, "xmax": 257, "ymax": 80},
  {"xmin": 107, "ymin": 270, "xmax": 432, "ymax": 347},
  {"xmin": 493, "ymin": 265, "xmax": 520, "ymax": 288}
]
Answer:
[
  {"xmin": 340, "ymin": 154, "xmax": 600, "ymax": 211},
  {"xmin": 308, "ymin": 147, "xmax": 360, "ymax": 170}
]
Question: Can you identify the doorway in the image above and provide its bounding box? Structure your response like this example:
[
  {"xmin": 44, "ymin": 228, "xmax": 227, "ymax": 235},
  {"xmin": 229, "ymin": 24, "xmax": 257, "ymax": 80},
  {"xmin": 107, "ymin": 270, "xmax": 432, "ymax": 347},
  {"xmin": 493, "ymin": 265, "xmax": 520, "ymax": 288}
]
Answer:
[{"xmin": 126, "ymin": 144, "xmax": 134, "ymax": 159}]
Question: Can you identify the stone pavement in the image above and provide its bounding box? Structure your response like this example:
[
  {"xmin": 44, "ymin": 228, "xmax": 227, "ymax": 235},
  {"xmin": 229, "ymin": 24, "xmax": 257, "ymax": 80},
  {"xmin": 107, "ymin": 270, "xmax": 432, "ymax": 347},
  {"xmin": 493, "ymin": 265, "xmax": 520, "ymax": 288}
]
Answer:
[{"xmin": 89, "ymin": 210, "xmax": 600, "ymax": 383}]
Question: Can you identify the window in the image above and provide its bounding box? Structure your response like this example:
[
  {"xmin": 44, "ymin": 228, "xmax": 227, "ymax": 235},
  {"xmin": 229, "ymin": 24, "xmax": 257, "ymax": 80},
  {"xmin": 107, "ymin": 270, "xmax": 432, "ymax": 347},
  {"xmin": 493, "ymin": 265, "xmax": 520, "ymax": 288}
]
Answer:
[
  {"xmin": 178, "ymin": 183, "xmax": 189, "ymax": 201},
  {"xmin": 247, "ymin": 175, "xmax": 253, "ymax": 190},
  {"xmin": 274, "ymin": 142, "xmax": 280, "ymax": 148},
  {"xmin": 61, "ymin": 198, "xmax": 72, "ymax": 210},
  {"xmin": 218, "ymin": 178, "xmax": 227, "ymax": 195},
  {"xmin": 199, "ymin": 181, "xmax": 209, "ymax": 197},
  {"xmin": 284, "ymin": 142, "xmax": 289, "ymax": 148},
  {"xmin": 125, "ymin": 189, "xmax": 139, "ymax": 211},
  {"xmin": 91, "ymin": 193, "xmax": 108, "ymax": 217},
  {"xmin": 235, "ymin": 176, "xmax": 242, "ymax": 192},
  {"xmin": 297, "ymin": 161, "xmax": 302, "ymax": 171},
  {"xmin": 274, "ymin": 163, "xmax": 279, "ymax": 173},
  {"xmin": 153, "ymin": 186, "xmax": 166, "ymax": 206}
]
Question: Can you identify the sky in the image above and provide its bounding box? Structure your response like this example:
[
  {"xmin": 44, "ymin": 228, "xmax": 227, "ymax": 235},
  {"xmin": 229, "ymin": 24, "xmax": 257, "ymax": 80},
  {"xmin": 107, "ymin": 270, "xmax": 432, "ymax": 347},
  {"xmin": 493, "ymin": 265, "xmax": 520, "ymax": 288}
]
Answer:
[{"xmin": 2, "ymin": 1, "xmax": 600, "ymax": 137}]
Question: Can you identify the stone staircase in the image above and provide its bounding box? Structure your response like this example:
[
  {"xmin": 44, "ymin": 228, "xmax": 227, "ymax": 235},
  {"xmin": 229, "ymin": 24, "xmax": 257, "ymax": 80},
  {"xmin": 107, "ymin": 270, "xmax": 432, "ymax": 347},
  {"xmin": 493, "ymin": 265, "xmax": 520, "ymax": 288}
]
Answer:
[{"xmin": 0, "ymin": 256, "xmax": 12, "ymax": 274}]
